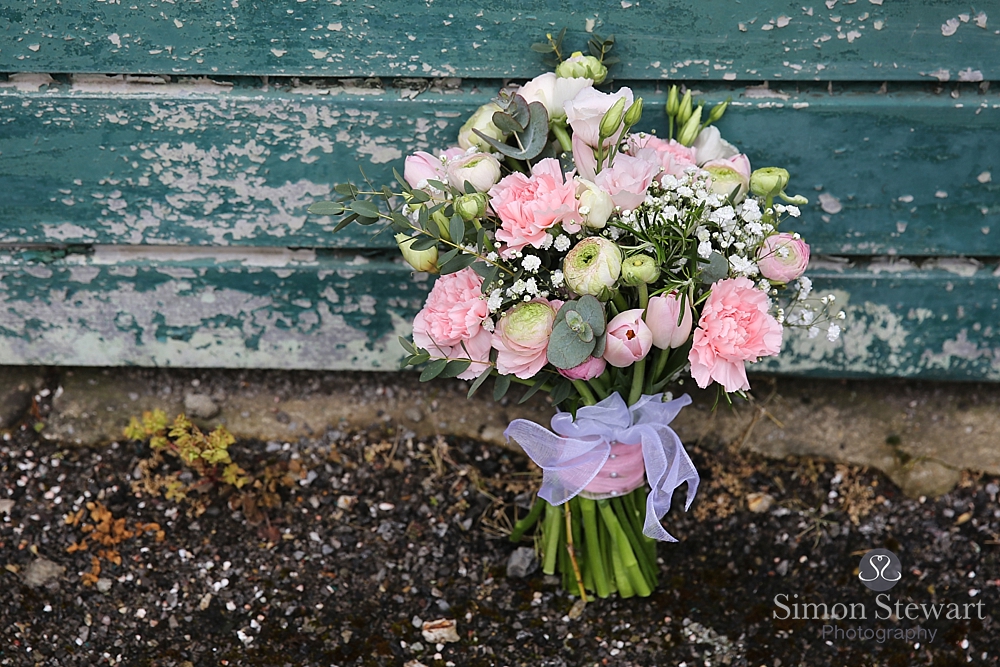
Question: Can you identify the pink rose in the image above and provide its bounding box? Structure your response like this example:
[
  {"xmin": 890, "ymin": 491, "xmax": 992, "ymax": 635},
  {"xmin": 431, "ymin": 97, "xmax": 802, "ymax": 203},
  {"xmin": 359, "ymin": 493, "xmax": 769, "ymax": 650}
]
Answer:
[
  {"xmin": 603, "ymin": 309, "xmax": 653, "ymax": 367},
  {"xmin": 564, "ymin": 86, "xmax": 634, "ymax": 148},
  {"xmin": 646, "ymin": 294, "xmax": 693, "ymax": 349},
  {"xmin": 558, "ymin": 356, "xmax": 607, "ymax": 381},
  {"xmin": 595, "ymin": 153, "xmax": 658, "ymax": 211},
  {"xmin": 412, "ymin": 267, "xmax": 493, "ymax": 380},
  {"xmin": 493, "ymin": 299, "xmax": 560, "ymax": 379},
  {"xmin": 626, "ymin": 134, "xmax": 697, "ymax": 181},
  {"xmin": 756, "ymin": 233, "xmax": 810, "ymax": 283},
  {"xmin": 703, "ymin": 154, "xmax": 752, "ymax": 202},
  {"xmin": 688, "ymin": 277, "xmax": 783, "ymax": 392},
  {"xmin": 489, "ymin": 158, "xmax": 582, "ymax": 255}
]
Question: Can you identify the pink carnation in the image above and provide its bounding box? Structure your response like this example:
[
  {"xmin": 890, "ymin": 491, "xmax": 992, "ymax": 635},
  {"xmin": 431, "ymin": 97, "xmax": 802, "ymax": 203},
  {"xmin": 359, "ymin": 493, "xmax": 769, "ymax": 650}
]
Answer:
[
  {"xmin": 688, "ymin": 277, "xmax": 783, "ymax": 392},
  {"xmin": 594, "ymin": 153, "xmax": 658, "ymax": 211},
  {"xmin": 626, "ymin": 134, "xmax": 698, "ymax": 181},
  {"xmin": 412, "ymin": 267, "xmax": 492, "ymax": 380},
  {"xmin": 489, "ymin": 158, "xmax": 582, "ymax": 255}
]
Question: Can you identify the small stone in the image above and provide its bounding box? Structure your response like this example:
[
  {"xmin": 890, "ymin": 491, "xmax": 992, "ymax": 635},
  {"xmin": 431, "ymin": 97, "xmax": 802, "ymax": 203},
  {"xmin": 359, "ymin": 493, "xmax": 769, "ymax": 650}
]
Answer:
[
  {"xmin": 746, "ymin": 492, "xmax": 775, "ymax": 513},
  {"xmin": 506, "ymin": 547, "xmax": 538, "ymax": 579},
  {"xmin": 184, "ymin": 393, "xmax": 220, "ymax": 419},
  {"xmin": 0, "ymin": 499, "xmax": 14, "ymax": 515},
  {"xmin": 96, "ymin": 578, "xmax": 112, "ymax": 593},
  {"xmin": 405, "ymin": 408, "xmax": 423, "ymax": 423},
  {"xmin": 337, "ymin": 495, "xmax": 357, "ymax": 510},
  {"xmin": 411, "ymin": 615, "xmax": 424, "ymax": 629},
  {"xmin": 23, "ymin": 558, "xmax": 65, "ymax": 588},
  {"xmin": 198, "ymin": 593, "xmax": 213, "ymax": 610},
  {"xmin": 421, "ymin": 618, "xmax": 459, "ymax": 644},
  {"xmin": 567, "ymin": 598, "xmax": 587, "ymax": 620}
]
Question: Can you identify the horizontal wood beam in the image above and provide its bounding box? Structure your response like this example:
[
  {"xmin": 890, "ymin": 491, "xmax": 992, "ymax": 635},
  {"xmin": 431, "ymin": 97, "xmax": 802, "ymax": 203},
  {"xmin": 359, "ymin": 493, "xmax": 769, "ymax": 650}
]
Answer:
[
  {"xmin": 1, "ymin": 249, "xmax": 998, "ymax": 379},
  {"xmin": 1, "ymin": 1, "xmax": 997, "ymax": 81},
  {"xmin": 2, "ymin": 81, "xmax": 998, "ymax": 256}
]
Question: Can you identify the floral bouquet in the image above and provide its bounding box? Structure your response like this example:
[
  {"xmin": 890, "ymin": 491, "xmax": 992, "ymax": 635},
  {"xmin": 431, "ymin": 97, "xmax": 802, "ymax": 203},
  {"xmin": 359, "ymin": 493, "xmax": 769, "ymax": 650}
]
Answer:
[{"xmin": 310, "ymin": 33, "xmax": 843, "ymax": 599}]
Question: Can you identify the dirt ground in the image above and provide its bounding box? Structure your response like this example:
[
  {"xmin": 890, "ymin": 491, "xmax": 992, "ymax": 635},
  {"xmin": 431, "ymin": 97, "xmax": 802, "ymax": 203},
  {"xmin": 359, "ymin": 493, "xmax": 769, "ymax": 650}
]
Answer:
[{"xmin": 1, "ymin": 374, "xmax": 998, "ymax": 666}]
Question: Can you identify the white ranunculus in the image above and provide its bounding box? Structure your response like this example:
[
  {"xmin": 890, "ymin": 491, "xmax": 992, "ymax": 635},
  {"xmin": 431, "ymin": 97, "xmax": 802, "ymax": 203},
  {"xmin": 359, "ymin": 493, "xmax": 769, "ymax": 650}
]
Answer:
[
  {"xmin": 575, "ymin": 179, "xmax": 615, "ymax": 229},
  {"xmin": 458, "ymin": 103, "xmax": 505, "ymax": 152},
  {"xmin": 563, "ymin": 237, "xmax": 622, "ymax": 297},
  {"xmin": 446, "ymin": 152, "xmax": 502, "ymax": 192}
]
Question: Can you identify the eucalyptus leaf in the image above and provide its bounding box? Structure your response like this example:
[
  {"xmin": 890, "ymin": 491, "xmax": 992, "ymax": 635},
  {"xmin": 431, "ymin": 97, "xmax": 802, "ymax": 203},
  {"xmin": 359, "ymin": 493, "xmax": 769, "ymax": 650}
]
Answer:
[
  {"xmin": 699, "ymin": 251, "xmax": 730, "ymax": 285},
  {"xmin": 409, "ymin": 189, "xmax": 430, "ymax": 204},
  {"xmin": 550, "ymin": 380, "xmax": 573, "ymax": 406},
  {"xmin": 419, "ymin": 358, "xmax": 448, "ymax": 381},
  {"xmin": 439, "ymin": 253, "xmax": 477, "ymax": 275},
  {"xmin": 409, "ymin": 236, "xmax": 438, "ymax": 251},
  {"xmin": 307, "ymin": 201, "xmax": 345, "ymax": 216},
  {"xmin": 334, "ymin": 183, "xmax": 359, "ymax": 197},
  {"xmin": 574, "ymin": 295, "xmax": 606, "ymax": 334},
  {"xmin": 449, "ymin": 215, "xmax": 465, "ymax": 245},
  {"xmin": 547, "ymin": 320, "xmax": 597, "ymax": 369},
  {"xmin": 467, "ymin": 367, "xmax": 493, "ymax": 398},
  {"xmin": 518, "ymin": 377, "xmax": 547, "ymax": 404},
  {"xmin": 390, "ymin": 212, "xmax": 411, "ymax": 233},
  {"xmin": 439, "ymin": 359, "xmax": 472, "ymax": 379},
  {"xmin": 397, "ymin": 336, "xmax": 416, "ymax": 354},
  {"xmin": 349, "ymin": 200, "xmax": 380, "ymax": 218},
  {"xmin": 593, "ymin": 331, "xmax": 607, "ymax": 358},
  {"xmin": 492, "ymin": 110, "xmax": 526, "ymax": 135}
]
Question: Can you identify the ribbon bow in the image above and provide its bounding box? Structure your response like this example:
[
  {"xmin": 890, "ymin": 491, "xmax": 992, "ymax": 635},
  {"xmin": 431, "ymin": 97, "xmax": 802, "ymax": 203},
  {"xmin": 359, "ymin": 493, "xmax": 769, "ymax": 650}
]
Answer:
[{"xmin": 504, "ymin": 392, "xmax": 699, "ymax": 542}]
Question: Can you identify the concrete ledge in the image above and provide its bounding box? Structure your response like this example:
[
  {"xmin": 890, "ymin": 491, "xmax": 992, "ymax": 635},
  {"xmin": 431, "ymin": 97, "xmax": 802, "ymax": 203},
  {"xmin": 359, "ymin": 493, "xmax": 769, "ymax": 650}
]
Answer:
[{"xmin": 3, "ymin": 366, "xmax": 998, "ymax": 498}]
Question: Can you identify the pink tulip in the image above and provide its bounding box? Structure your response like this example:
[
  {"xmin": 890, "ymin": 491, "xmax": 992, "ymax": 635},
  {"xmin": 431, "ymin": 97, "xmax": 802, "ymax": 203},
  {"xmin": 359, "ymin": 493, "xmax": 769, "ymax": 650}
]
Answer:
[
  {"xmin": 603, "ymin": 309, "xmax": 653, "ymax": 367},
  {"xmin": 646, "ymin": 294, "xmax": 693, "ymax": 349}
]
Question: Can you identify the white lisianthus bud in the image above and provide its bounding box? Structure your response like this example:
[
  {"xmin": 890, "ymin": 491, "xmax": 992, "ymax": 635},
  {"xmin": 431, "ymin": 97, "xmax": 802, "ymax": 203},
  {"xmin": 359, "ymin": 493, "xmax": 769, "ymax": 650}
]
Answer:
[
  {"xmin": 458, "ymin": 103, "xmax": 505, "ymax": 152},
  {"xmin": 446, "ymin": 152, "xmax": 501, "ymax": 192},
  {"xmin": 395, "ymin": 233, "xmax": 438, "ymax": 273},
  {"xmin": 563, "ymin": 237, "xmax": 622, "ymax": 297},
  {"xmin": 575, "ymin": 179, "xmax": 615, "ymax": 229},
  {"xmin": 555, "ymin": 52, "xmax": 608, "ymax": 84}
]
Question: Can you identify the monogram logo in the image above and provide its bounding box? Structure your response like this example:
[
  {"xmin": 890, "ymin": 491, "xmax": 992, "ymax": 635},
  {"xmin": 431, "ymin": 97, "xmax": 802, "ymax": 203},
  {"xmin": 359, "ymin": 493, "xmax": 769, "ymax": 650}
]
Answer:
[{"xmin": 858, "ymin": 548, "xmax": 902, "ymax": 592}]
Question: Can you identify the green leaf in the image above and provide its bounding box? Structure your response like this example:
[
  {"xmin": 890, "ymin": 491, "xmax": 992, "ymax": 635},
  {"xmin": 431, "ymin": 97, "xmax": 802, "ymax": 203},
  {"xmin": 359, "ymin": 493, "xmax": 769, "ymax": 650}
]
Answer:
[
  {"xmin": 439, "ymin": 253, "xmax": 476, "ymax": 275},
  {"xmin": 449, "ymin": 215, "xmax": 465, "ymax": 245},
  {"xmin": 699, "ymin": 251, "xmax": 730, "ymax": 284},
  {"xmin": 467, "ymin": 367, "xmax": 493, "ymax": 399},
  {"xmin": 307, "ymin": 201, "xmax": 345, "ymax": 216},
  {"xmin": 398, "ymin": 336, "xmax": 416, "ymax": 354},
  {"xmin": 409, "ymin": 236, "xmax": 438, "ymax": 251},
  {"xmin": 574, "ymin": 295, "xmax": 607, "ymax": 335},
  {"xmin": 407, "ymin": 352, "xmax": 431, "ymax": 366},
  {"xmin": 438, "ymin": 247, "xmax": 459, "ymax": 265},
  {"xmin": 419, "ymin": 358, "xmax": 449, "ymax": 381},
  {"xmin": 550, "ymin": 379, "xmax": 573, "ymax": 406},
  {"xmin": 393, "ymin": 168, "xmax": 409, "ymax": 189},
  {"xmin": 409, "ymin": 189, "xmax": 430, "ymax": 204},
  {"xmin": 349, "ymin": 200, "xmax": 380, "ymax": 218},
  {"xmin": 390, "ymin": 212, "xmax": 411, "ymax": 233},
  {"xmin": 334, "ymin": 183, "xmax": 359, "ymax": 197},
  {"xmin": 439, "ymin": 359, "xmax": 472, "ymax": 379},
  {"xmin": 530, "ymin": 42, "xmax": 554, "ymax": 54},
  {"xmin": 518, "ymin": 377, "xmax": 547, "ymax": 404},
  {"xmin": 493, "ymin": 374, "xmax": 511, "ymax": 401},
  {"xmin": 593, "ymin": 331, "xmax": 607, "ymax": 358},
  {"xmin": 547, "ymin": 320, "xmax": 597, "ymax": 369},
  {"xmin": 492, "ymin": 110, "xmax": 526, "ymax": 135},
  {"xmin": 426, "ymin": 179, "xmax": 449, "ymax": 192}
]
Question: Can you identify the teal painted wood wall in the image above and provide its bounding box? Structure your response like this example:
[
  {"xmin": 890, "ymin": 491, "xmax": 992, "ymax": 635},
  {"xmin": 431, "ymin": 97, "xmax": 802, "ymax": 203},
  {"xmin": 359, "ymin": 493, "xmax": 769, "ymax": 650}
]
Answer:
[{"xmin": 1, "ymin": 2, "xmax": 998, "ymax": 378}]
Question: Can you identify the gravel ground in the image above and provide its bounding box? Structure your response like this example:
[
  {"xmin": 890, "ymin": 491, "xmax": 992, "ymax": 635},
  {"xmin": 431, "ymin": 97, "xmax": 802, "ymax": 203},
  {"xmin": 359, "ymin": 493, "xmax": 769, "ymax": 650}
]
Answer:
[{"xmin": 1, "ymin": 403, "xmax": 998, "ymax": 666}]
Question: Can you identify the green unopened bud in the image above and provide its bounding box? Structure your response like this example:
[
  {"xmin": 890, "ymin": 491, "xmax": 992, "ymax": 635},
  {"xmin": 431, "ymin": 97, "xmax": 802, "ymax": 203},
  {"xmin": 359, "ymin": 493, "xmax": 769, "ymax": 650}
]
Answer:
[
  {"xmin": 676, "ymin": 105, "xmax": 703, "ymax": 146},
  {"xmin": 598, "ymin": 97, "xmax": 627, "ymax": 139},
  {"xmin": 665, "ymin": 85, "xmax": 680, "ymax": 117},
  {"xmin": 621, "ymin": 254, "xmax": 660, "ymax": 286},
  {"xmin": 395, "ymin": 233, "xmax": 438, "ymax": 273},
  {"xmin": 555, "ymin": 51, "xmax": 608, "ymax": 84},
  {"xmin": 779, "ymin": 192, "xmax": 809, "ymax": 206},
  {"xmin": 431, "ymin": 209, "xmax": 452, "ymax": 240},
  {"xmin": 623, "ymin": 97, "xmax": 643, "ymax": 128},
  {"xmin": 676, "ymin": 90, "xmax": 693, "ymax": 125},
  {"xmin": 455, "ymin": 192, "xmax": 488, "ymax": 221},
  {"xmin": 706, "ymin": 99, "xmax": 729, "ymax": 124},
  {"xmin": 749, "ymin": 167, "xmax": 791, "ymax": 198}
]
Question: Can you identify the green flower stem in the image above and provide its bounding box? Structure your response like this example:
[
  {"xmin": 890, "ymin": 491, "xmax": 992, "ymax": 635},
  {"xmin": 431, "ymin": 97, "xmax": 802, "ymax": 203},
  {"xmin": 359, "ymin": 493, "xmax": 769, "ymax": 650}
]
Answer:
[
  {"xmin": 508, "ymin": 496, "xmax": 545, "ymax": 542},
  {"xmin": 611, "ymin": 496, "xmax": 658, "ymax": 587},
  {"xmin": 564, "ymin": 502, "xmax": 588, "ymax": 601},
  {"xmin": 571, "ymin": 498, "xmax": 595, "ymax": 592},
  {"xmin": 598, "ymin": 499, "xmax": 652, "ymax": 597},
  {"xmin": 651, "ymin": 348, "xmax": 670, "ymax": 384},
  {"xmin": 551, "ymin": 122, "xmax": 573, "ymax": 154},
  {"xmin": 542, "ymin": 501, "xmax": 562, "ymax": 576},
  {"xmin": 612, "ymin": 291, "xmax": 628, "ymax": 312},
  {"xmin": 599, "ymin": 509, "xmax": 618, "ymax": 595},
  {"xmin": 628, "ymin": 359, "xmax": 646, "ymax": 406},
  {"xmin": 638, "ymin": 282, "xmax": 649, "ymax": 310},
  {"xmin": 607, "ymin": 526, "xmax": 635, "ymax": 598},
  {"xmin": 572, "ymin": 380, "xmax": 598, "ymax": 407},
  {"xmin": 578, "ymin": 498, "xmax": 611, "ymax": 598},
  {"xmin": 589, "ymin": 375, "xmax": 610, "ymax": 400}
]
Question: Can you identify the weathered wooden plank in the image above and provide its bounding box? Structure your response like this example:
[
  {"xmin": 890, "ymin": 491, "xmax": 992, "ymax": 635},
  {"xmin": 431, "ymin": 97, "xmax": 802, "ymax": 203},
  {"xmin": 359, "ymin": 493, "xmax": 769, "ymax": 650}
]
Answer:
[
  {"xmin": 0, "ymin": 248, "xmax": 426, "ymax": 369},
  {"xmin": 1, "ymin": 249, "xmax": 998, "ymax": 379},
  {"xmin": 1, "ymin": 1, "xmax": 997, "ymax": 81},
  {"xmin": 2, "ymin": 81, "xmax": 998, "ymax": 256}
]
